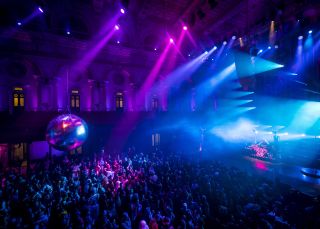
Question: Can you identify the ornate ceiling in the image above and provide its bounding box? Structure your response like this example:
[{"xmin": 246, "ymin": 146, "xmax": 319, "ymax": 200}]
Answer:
[{"xmin": 1, "ymin": 0, "xmax": 318, "ymax": 47}]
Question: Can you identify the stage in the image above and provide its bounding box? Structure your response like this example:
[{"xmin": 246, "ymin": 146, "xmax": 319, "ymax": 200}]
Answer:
[{"xmin": 212, "ymin": 153, "xmax": 320, "ymax": 197}]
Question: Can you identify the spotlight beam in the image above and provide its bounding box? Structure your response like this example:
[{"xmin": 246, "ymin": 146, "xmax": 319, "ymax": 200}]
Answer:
[
  {"xmin": 111, "ymin": 46, "xmax": 215, "ymax": 146},
  {"xmin": 293, "ymin": 31, "xmax": 320, "ymax": 74},
  {"xmin": 154, "ymin": 46, "xmax": 217, "ymax": 92},
  {"xmin": 186, "ymin": 31, "xmax": 198, "ymax": 48},
  {"xmin": 293, "ymin": 38, "xmax": 303, "ymax": 73},
  {"xmin": 70, "ymin": 29, "xmax": 116, "ymax": 77},
  {"xmin": 97, "ymin": 13, "xmax": 122, "ymax": 38},
  {"xmin": 107, "ymin": 44, "xmax": 172, "ymax": 151},
  {"xmin": 173, "ymin": 30, "xmax": 187, "ymax": 59},
  {"xmin": 62, "ymin": 13, "xmax": 121, "ymax": 81},
  {"xmin": 234, "ymin": 51, "xmax": 284, "ymax": 77},
  {"xmin": 226, "ymin": 37, "xmax": 236, "ymax": 50},
  {"xmin": 163, "ymin": 29, "xmax": 188, "ymax": 74},
  {"xmin": 213, "ymin": 44, "xmax": 226, "ymax": 64},
  {"xmin": 196, "ymin": 63, "xmax": 236, "ymax": 105},
  {"xmin": 4, "ymin": 7, "xmax": 44, "ymax": 36},
  {"xmin": 269, "ymin": 21, "xmax": 275, "ymax": 45},
  {"xmin": 136, "ymin": 42, "xmax": 172, "ymax": 103}
]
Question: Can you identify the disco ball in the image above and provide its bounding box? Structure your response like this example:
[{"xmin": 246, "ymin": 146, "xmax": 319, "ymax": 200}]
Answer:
[{"xmin": 46, "ymin": 114, "xmax": 88, "ymax": 151}]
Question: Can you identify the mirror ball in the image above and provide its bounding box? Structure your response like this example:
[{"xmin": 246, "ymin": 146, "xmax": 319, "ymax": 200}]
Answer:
[{"xmin": 46, "ymin": 114, "xmax": 88, "ymax": 151}]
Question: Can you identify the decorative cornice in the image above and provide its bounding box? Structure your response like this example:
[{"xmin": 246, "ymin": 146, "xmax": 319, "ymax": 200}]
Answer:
[{"xmin": 0, "ymin": 29, "xmax": 158, "ymax": 68}]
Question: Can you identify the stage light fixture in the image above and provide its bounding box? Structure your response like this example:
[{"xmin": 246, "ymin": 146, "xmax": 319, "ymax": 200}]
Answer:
[
  {"xmin": 114, "ymin": 25, "xmax": 120, "ymax": 30},
  {"xmin": 17, "ymin": 21, "xmax": 22, "ymax": 26},
  {"xmin": 169, "ymin": 38, "xmax": 174, "ymax": 43},
  {"xmin": 120, "ymin": 8, "xmax": 125, "ymax": 14},
  {"xmin": 117, "ymin": 40, "xmax": 120, "ymax": 44},
  {"xmin": 275, "ymin": 45, "xmax": 278, "ymax": 49},
  {"xmin": 223, "ymin": 41, "xmax": 227, "ymax": 45},
  {"xmin": 38, "ymin": 7, "xmax": 44, "ymax": 13},
  {"xmin": 183, "ymin": 26, "xmax": 188, "ymax": 31},
  {"xmin": 268, "ymin": 46, "xmax": 271, "ymax": 49},
  {"xmin": 154, "ymin": 48, "xmax": 157, "ymax": 51},
  {"xmin": 66, "ymin": 31, "xmax": 71, "ymax": 35},
  {"xmin": 308, "ymin": 30, "xmax": 312, "ymax": 34},
  {"xmin": 232, "ymin": 35, "xmax": 236, "ymax": 40},
  {"xmin": 298, "ymin": 35, "xmax": 303, "ymax": 40}
]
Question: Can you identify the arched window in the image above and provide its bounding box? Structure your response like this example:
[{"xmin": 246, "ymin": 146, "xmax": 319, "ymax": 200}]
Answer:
[
  {"xmin": 116, "ymin": 92, "xmax": 124, "ymax": 110},
  {"xmin": 152, "ymin": 97, "xmax": 159, "ymax": 111},
  {"xmin": 13, "ymin": 87, "xmax": 25, "ymax": 111},
  {"xmin": 70, "ymin": 90, "xmax": 80, "ymax": 112},
  {"xmin": 11, "ymin": 143, "xmax": 26, "ymax": 161}
]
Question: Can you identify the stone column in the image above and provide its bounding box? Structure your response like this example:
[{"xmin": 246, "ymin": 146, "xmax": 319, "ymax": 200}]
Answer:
[
  {"xmin": 127, "ymin": 83, "xmax": 135, "ymax": 111},
  {"xmin": 25, "ymin": 80, "xmax": 39, "ymax": 111},
  {"xmin": 105, "ymin": 81, "xmax": 113, "ymax": 111},
  {"xmin": 92, "ymin": 82, "xmax": 100, "ymax": 111},
  {"xmin": 123, "ymin": 89, "xmax": 130, "ymax": 111},
  {"xmin": 81, "ymin": 79, "xmax": 93, "ymax": 112},
  {"xmin": 40, "ymin": 83, "xmax": 50, "ymax": 111},
  {"xmin": 0, "ymin": 85, "xmax": 9, "ymax": 111},
  {"xmin": 100, "ymin": 81, "xmax": 107, "ymax": 111},
  {"xmin": 54, "ymin": 77, "xmax": 66, "ymax": 111},
  {"xmin": 144, "ymin": 91, "xmax": 151, "ymax": 111},
  {"xmin": 160, "ymin": 83, "xmax": 168, "ymax": 111},
  {"xmin": 51, "ymin": 78, "xmax": 59, "ymax": 111}
]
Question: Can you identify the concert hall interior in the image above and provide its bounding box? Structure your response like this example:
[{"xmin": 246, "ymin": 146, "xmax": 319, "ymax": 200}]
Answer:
[{"xmin": 0, "ymin": 0, "xmax": 320, "ymax": 228}]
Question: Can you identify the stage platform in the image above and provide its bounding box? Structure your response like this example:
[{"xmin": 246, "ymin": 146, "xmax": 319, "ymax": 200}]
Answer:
[
  {"xmin": 211, "ymin": 153, "xmax": 320, "ymax": 197},
  {"xmin": 300, "ymin": 168, "xmax": 320, "ymax": 178}
]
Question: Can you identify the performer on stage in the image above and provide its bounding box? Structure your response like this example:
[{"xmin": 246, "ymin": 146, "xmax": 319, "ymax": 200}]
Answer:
[
  {"xmin": 272, "ymin": 131, "xmax": 280, "ymax": 160},
  {"xmin": 199, "ymin": 127, "xmax": 206, "ymax": 153},
  {"xmin": 273, "ymin": 131, "xmax": 279, "ymax": 144}
]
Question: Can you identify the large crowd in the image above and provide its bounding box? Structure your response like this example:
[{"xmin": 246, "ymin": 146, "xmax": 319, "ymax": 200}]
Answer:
[{"xmin": 0, "ymin": 149, "xmax": 319, "ymax": 228}]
